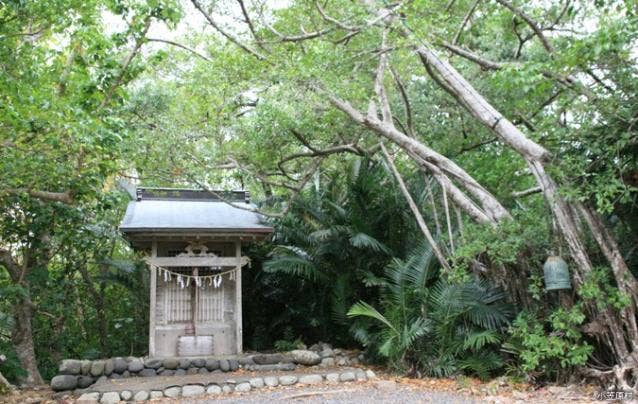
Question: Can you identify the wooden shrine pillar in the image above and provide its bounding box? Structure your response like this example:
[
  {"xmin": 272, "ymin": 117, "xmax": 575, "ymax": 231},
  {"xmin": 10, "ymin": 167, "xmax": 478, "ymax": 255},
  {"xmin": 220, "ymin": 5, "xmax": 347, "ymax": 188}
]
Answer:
[
  {"xmin": 149, "ymin": 240, "xmax": 157, "ymax": 357},
  {"xmin": 235, "ymin": 240, "xmax": 243, "ymax": 353}
]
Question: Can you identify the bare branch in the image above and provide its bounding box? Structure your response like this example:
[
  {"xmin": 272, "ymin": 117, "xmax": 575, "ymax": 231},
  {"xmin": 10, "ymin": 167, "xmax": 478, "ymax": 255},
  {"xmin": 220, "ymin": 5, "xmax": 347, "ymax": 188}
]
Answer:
[
  {"xmin": 453, "ymin": 0, "xmax": 481, "ymax": 45},
  {"xmin": 512, "ymin": 186, "xmax": 542, "ymax": 198},
  {"xmin": 147, "ymin": 37, "xmax": 213, "ymax": 62},
  {"xmin": 190, "ymin": 0, "xmax": 267, "ymax": 61},
  {"xmin": 98, "ymin": 18, "xmax": 150, "ymax": 110},
  {"xmin": 381, "ymin": 143, "xmax": 452, "ymax": 271},
  {"xmin": 6, "ymin": 188, "xmax": 73, "ymax": 204},
  {"xmin": 495, "ymin": 0, "xmax": 554, "ymax": 53},
  {"xmin": 264, "ymin": 20, "xmax": 333, "ymax": 42},
  {"xmin": 236, "ymin": 0, "xmax": 260, "ymax": 42},
  {"xmin": 440, "ymin": 41, "xmax": 503, "ymax": 70},
  {"xmin": 373, "ymin": 30, "xmax": 393, "ymax": 124},
  {"xmin": 315, "ymin": 1, "xmax": 356, "ymax": 31}
]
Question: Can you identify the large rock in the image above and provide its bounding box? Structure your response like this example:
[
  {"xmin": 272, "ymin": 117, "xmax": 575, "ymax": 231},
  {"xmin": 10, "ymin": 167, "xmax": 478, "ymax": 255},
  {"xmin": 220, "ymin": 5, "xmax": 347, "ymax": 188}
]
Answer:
[
  {"xmin": 174, "ymin": 369, "xmax": 186, "ymax": 376},
  {"xmin": 164, "ymin": 387, "xmax": 181, "ymax": 398},
  {"xmin": 238, "ymin": 356, "xmax": 255, "ymax": 366},
  {"xmin": 326, "ymin": 373, "xmax": 340, "ymax": 383},
  {"xmin": 355, "ymin": 370, "xmax": 367, "ymax": 381},
  {"xmin": 76, "ymin": 392, "xmax": 100, "ymax": 404},
  {"xmin": 219, "ymin": 359, "xmax": 230, "ymax": 372},
  {"xmin": 90, "ymin": 361, "xmax": 105, "ymax": 377},
  {"xmin": 112, "ymin": 357, "xmax": 128, "ymax": 374},
  {"xmin": 77, "ymin": 376, "xmax": 94, "ymax": 388},
  {"xmin": 163, "ymin": 358, "xmax": 179, "ymax": 370},
  {"xmin": 279, "ymin": 375, "xmax": 298, "ymax": 386},
  {"xmin": 150, "ymin": 391, "xmax": 164, "ymax": 399},
  {"xmin": 159, "ymin": 369, "xmax": 174, "ymax": 376},
  {"xmin": 128, "ymin": 359, "xmax": 144, "ymax": 373},
  {"xmin": 51, "ymin": 375, "xmax": 78, "ymax": 391},
  {"xmin": 320, "ymin": 348, "xmax": 334, "ymax": 358},
  {"xmin": 120, "ymin": 390, "xmax": 133, "ymax": 400},
  {"xmin": 250, "ymin": 363, "xmax": 295, "ymax": 372},
  {"xmin": 252, "ymin": 353, "xmax": 285, "ymax": 365},
  {"xmin": 144, "ymin": 358, "xmax": 163, "ymax": 369},
  {"xmin": 320, "ymin": 357, "xmax": 335, "ymax": 367},
  {"xmin": 206, "ymin": 384, "xmax": 222, "ymax": 394},
  {"xmin": 182, "ymin": 384, "xmax": 205, "ymax": 397},
  {"xmin": 81, "ymin": 360, "xmax": 92, "ymax": 375},
  {"xmin": 222, "ymin": 384, "xmax": 234, "ymax": 393},
  {"xmin": 264, "ymin": 376, "xmax": 279, "ymax": 387},
  {"xmin": 99, "ymin": 391, "xmax": 120, "ymax": 404},
  {"xmin": 191, "ymin": 358, "xmax": 206, "ymax": 368},
  {"xmin": 103, "ymin": 359, "xmax": 114, "ymax": 376},
  {"xmin": 365, "ymin": 369, "xmax": 376, "ymax": 379},
  {"xmin": 178, "ymin": 358, "xmax": 191, "ymax": 369},
  {"xmin": 249, "ymin": 377, "xmax": 264, "ymax": 388},
  {"xmin": 299, "ymin": 374, "xmax": 323, "ymax": 385},
  {"xmin": 139, "ymin": 368, "xmax": 157, "ymax": 377},
  {"xmin": 339, "ymin": 371, "xmax": 355, "ymax": 382},
  {"xmin": 59, "ymin": 359, "xmax": 82, "ymax": 375},
  {"xmin": 133, "ymin": 390, "xmax": 149, "ymax": 401},
  {"xmin": 228, "ymin": 359, "xmax": 239, "ymax": 371},
  {"xmin": 235, "ymin": 382, "xmax": 251, "ymax": 392},
  {"xmin": 290, "ymin": 350, "xmax": 321, "ymax": 366},
  {"xmin": 205, "ymin": 359, "xmax": 219, "ymax": 370}
]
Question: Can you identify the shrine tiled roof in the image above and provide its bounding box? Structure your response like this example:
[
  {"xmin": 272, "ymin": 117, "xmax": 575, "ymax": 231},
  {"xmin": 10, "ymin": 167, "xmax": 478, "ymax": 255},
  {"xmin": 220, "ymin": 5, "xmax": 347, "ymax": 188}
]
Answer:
[{"xmin": 119, "ymin": 187, "xmax": 273, "ymax": 235}]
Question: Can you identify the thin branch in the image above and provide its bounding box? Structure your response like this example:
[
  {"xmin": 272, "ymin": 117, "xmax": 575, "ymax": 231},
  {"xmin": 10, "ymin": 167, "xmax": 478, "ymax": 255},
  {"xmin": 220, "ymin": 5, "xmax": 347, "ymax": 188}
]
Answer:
[
  {"xmin": 190, "ymin": 0, "xmax": 267, "ymax": 61},
  {"xmin": 440, "ymin": 41, "xmax": 503, "ymax": 70},
  {"xmin": 381, "ymin": 143, "xmax": 452, "ymax": 271},
  {"xmin": 146, "ymin": 37, "xmax": 213, "ymax": 62},
  {"xmin": 98, "ymin": 18, "xmax": 150, "ymax": 111},
  {"xmin": 315, "ymin": 1, "xmax": 356, "ymax": 31},
  {"xmin": 264, "ymin": 21, "xmax": 333, "ymax": 42},
  {"xmin": 389, "ymin": 65, "xmax": 415, "ymax": 137},
  {"xmin": 453, "ymin": 0, "xmax": 481, "ymax": 45},
  {"xmin": 236, "ymin": 0, "xmax": 261, "ymax": 43},
  {"xmin": 495, "ymin": 0, "xmax": 554, "ymax": 54},
  {"xmin": 512, "ymin": 186, "xmax": 542, "ymax": 198},
  {"xmin": 442, "ymin": 185, "xmax": 455, "ymax": 254},
  {"xmin": 373, "ymin": 30, "xmax": 393, "ymax": 124}
]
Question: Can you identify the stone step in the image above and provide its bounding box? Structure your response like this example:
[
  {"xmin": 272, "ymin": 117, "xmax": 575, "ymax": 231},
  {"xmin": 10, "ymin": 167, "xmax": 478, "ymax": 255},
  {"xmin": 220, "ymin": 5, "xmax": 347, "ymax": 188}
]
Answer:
[{"xmin": 73, "ymin": 368, "xmax": 376, "ymax": 403}]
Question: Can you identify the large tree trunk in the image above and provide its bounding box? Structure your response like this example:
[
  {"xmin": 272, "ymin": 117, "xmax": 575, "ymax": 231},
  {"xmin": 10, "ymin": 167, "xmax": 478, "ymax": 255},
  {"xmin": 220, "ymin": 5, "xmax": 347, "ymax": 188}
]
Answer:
[
  {"xmin": 416, "ymin": 43, "xmax": 638, "ymax": 389},
  {"xmin": 12, "ymin": 298, "xmax": 44, "ymax": 386}
]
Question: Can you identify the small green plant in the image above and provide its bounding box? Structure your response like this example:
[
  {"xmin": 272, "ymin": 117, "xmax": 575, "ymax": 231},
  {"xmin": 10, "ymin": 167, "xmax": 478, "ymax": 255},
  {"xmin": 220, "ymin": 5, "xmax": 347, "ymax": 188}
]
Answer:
[{"xmin": 504, "ymin": 307, "xmax": 593, "ymax": 381}]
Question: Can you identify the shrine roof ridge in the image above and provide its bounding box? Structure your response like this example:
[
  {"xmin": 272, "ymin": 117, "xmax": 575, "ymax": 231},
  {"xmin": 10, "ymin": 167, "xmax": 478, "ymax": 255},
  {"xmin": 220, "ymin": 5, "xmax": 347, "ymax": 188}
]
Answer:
[{"xmin": 137, "ymin": 187, "xmax": 250, "ymax": 203}]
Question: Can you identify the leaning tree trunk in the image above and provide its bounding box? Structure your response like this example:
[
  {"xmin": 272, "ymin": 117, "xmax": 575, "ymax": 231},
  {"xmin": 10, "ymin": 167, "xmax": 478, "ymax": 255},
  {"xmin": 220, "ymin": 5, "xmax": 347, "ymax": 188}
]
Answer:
[
  {"xmin": 325, "ymin": 93, "xmax": 510, "ymax": 224},
  {"xmin": 417, "ymin": 43, "xmax": 638, "ymax": 389},
  {"xmin": 12, "ymin": 297, "xmax": 44, "ymax": 386}
]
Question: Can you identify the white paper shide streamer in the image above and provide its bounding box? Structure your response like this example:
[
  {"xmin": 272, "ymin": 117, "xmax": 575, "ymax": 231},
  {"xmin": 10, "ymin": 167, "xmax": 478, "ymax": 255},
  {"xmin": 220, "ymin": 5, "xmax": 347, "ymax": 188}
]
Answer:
[{"xmin": 152, "ymin": 264, "xmax": 236, "ymax": 289}]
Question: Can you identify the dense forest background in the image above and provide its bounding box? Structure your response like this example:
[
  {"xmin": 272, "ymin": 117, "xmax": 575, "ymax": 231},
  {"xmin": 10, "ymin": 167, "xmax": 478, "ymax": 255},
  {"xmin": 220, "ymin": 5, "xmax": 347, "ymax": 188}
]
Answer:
[{"xmin": 1, "ymin": 0, "xmax": 638, "ymax": 392}]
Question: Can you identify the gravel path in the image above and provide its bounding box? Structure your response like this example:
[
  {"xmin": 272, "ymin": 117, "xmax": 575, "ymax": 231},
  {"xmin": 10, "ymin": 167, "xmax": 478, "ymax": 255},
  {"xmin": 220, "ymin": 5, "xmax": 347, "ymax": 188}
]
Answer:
[{"xmin": 178, "ymin": 380, "xmax": 478, "ymax": 404}]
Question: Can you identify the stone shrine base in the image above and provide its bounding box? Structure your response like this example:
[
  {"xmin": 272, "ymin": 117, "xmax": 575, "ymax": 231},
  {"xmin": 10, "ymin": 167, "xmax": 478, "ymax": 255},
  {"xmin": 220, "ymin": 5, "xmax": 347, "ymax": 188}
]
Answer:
[{"xmin": 73, "ymin": 367, "xmax": 376, "ymax": 403}]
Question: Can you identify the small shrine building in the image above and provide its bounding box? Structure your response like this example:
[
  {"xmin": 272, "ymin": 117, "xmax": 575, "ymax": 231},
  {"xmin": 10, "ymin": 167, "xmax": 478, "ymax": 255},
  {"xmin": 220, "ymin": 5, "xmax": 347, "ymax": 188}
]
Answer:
[{"xmin": 119, "ymin": 187, "xmax": 273, "ymax": 357}]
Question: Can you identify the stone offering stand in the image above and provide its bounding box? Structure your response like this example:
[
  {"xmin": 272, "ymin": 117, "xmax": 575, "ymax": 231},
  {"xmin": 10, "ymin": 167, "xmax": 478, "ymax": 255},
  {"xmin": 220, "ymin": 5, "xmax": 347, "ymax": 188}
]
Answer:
[{"xmin": 51, "ymin": 344, "xmax": 374, "ymax": 402}]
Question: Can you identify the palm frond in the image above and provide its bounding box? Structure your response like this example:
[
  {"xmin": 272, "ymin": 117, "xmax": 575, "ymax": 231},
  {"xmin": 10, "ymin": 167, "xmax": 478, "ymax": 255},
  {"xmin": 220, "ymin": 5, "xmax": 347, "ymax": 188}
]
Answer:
[
  {"xmin": 349, "ymin": 232, "xmax": 391, "ymax": 254},
  {"xmin": 347, "ymin": 301, "xmax": 397, "ymax": 334}
]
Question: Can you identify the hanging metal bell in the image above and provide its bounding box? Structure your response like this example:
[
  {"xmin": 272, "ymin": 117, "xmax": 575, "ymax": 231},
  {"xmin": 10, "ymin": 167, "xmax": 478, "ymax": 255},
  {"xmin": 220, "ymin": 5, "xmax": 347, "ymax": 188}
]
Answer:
[{"xmin": 543, "ymin": 256, "xmax": 572, "ymax": 291}]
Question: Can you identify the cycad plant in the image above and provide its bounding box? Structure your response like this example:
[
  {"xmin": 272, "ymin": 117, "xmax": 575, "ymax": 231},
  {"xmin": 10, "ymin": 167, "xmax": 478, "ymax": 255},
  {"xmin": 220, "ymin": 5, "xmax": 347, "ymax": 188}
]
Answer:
[{"xmin": 348, "ymin": 243, "xmax": 513, "ymax": 379}]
